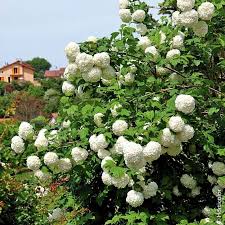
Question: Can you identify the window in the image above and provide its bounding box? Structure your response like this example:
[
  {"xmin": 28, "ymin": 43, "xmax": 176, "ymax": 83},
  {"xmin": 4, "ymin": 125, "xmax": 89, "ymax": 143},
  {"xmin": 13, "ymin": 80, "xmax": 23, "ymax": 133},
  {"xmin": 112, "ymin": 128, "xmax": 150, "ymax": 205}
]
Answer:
[
  {"xmin": 14, "ymin": 67, "xmax": 18, "ymax": 74},
  {"xmin": 14, "ymin": 77, "xmax": 18, "ymax": 80}
]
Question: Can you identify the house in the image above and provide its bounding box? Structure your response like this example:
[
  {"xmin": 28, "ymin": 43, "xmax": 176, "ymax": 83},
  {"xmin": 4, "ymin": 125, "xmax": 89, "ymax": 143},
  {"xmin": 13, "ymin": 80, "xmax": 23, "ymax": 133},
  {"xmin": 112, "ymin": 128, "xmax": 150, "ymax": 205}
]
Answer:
[
  {"xmin": 44, "ymin": 68, "xmax": 65, "ymax": 79},
  {"xmin": 0, "ymin": 60, "xmax": 35, "ymax": 84}
]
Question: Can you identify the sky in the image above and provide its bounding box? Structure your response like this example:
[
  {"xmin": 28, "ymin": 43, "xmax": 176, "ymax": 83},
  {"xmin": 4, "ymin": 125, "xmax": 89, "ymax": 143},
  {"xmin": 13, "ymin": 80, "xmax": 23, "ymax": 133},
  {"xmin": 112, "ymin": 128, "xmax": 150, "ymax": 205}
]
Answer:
[{"xmin": 0, "ymin": 0, "xmax": 161, "ymax": 69}]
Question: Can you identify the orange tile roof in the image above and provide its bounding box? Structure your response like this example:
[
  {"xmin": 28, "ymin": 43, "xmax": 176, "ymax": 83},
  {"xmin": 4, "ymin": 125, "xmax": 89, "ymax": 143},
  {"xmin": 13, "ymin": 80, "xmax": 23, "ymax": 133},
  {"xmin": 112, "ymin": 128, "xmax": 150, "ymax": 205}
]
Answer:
[
  {"xmin": 0, "ymin": 60, "xmax": 35, "ymax": 71},
  {"xmin": 44, "ymin": 68, "xmax": 65, "ymax": 78}
]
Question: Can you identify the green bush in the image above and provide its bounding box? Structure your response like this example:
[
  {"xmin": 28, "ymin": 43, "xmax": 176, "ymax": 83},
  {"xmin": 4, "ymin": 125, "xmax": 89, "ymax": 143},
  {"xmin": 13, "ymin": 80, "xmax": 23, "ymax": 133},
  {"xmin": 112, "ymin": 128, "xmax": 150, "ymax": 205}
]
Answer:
[{"xmin": 27, "ymin": 85, "xmax": 45, "ymax": 97}]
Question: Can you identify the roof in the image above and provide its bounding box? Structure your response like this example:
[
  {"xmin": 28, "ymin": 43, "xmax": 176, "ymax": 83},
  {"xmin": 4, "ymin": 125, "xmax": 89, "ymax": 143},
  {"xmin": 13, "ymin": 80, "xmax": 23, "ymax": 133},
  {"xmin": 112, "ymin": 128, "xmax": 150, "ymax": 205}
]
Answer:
[
  {"xmin": 0, "ymin": 60, "xmax": 35, "ymax": 71},
  {"xmin": 44, "ymin": 68, "xmax": 65, "ymax": 78}
]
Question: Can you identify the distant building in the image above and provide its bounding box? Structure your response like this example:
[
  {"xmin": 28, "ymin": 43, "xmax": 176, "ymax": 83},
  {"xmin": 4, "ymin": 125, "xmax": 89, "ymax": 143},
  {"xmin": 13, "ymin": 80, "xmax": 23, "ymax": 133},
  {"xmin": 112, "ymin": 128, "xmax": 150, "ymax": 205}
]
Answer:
[
  {"xmin": 44, "ymin": 68, "xmax": 65, "ymax": 79},
  {"xmin": 0, "ymin": 60, "xmax": 35, "ymax": 83}
]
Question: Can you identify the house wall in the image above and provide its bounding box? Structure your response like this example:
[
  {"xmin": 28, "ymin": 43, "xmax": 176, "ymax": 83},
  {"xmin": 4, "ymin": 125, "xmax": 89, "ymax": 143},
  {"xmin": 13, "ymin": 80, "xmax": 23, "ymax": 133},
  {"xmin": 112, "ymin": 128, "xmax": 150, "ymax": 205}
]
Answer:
[{"xmin": 23, "ymin": 67, "xmax": 34, "ymax": 83}]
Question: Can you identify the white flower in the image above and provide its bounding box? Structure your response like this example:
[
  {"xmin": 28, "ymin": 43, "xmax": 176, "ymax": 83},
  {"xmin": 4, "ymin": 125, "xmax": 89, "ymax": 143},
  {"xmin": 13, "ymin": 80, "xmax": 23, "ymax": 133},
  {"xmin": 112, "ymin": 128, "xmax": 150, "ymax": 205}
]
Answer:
[
  {"xmin": 119, "ymin": 0, "xmax": 129, "ymax": 9},
  {"xmin": 71, "ymin": 147, "xmax": 88, "ymax": 164},
  {"xmin": 145, "ymin": 46, "xmax": 159, "ymax": 61},
  {"xmin": 119, "ymin": 9, "xmax": 132, "ymax": 23},
  {"xmin": 101, "ymin": 156, "xmax": 116, "ymax": 171},
  {"xmin": 212, "ymin": 185, "xmax": 222, "ymax": 196},
  {"xmin": 123, "ymin": 141, "xmax": 146, "ymax": 170},
  {"xmin": 82, "ymin": 67, "xmax": 102, "ymax": 83},
  {"xmin": 138, "ymin": 36, "xmax": 151, "ymax": 50},
  {"xmin": 172, "ymin": 11, "xmax": 181, "ymax": 25},
  {"xmin": 34, "ymin": 131, "xmax": 48, "ymax": 149},
  {"xmin": 166, "ymin": 144, "xmax": 183, "ymax": 156},
  {"xmin": 211, "ymin": 162, "xmax": 225, "ymax": 176},
  {"xmin": 143, "ymin": 141, "xmax": 162, "ymax": 163},
  {"xmin": 18, "ymin": 122, "xmax": 34, "ymax": 140},
  {"xmin": 112, "ymin": 173, "xmax": 130, "ymax": 188},
  {"xmin": 191, "ymin": 186, "xmax": 201, "ymax": 197},
  {"xmin": 207, "ymin": 175, "xmax": 217, "ymax": 185},
  {"xmin": 177, "ymin": 0, "xmax": 195, "ymax": 12},
  {"xmin": 172, "ymin": 34, "xmax": 184, "ymax": 49},
  {"xmin": 101, "ymin": 172, "xmax": 112, "ymax": 185},
  {"xmin": 114, "ymin": 136, "xmax": 129, "ymax": 155},
  {"xmin": 202, "ymin": 206, "xmax": 211, "ymax": 216},
  {"xmin": 27, "ymin": 156, "xmax": 41, "ymax": 171},
  {"xmin": 97, "ymin": 149, "xmax": 111, "ymax": 159},
  {"xmin": 89, "ymin": 134, "xmax": 109, "ymax": 152},
  {"xmin": 142, "ymin": 182, "xmax": 158, "ymax": 199},
  {"xmin": 180, "ymin": 174, "xmax": 197, "ymax": 189},
  {"xmin": 65, "ymin": 42, "xmax": 80, "ymax": 62},
  {"xmin": 129, "ymin": 65, "xmax": 137, "ymax": 73},
  {"xmin": 58, "ymin": 158, "xmax": 72, "ymax": 173},
  {"xmin": 201, "ymin": 218, "xmax": 211, "ymax": 224},
  {"xmin": 112, "ymin": 120, "xmax": 128, "ymax": 136},
  {"xmin": 168, "ymin": 116, "xmax": 185, "ymax": 133},
  {"xmin": 126, "ymin": 190, "xmax": 144, "ymax": 207},
  {"xmin": 87, "ymin": 36, "xmax": 98, "ymax": 43},
  {"xmin": 192, "ymin": 21, "xmax": 208, "ymax": 37},
  {"xmin": 62, "ymin": 120, "xmax": 71, "ymax": 128},
  {"xmin": 34, "ymin": 170, "xmax": 51, "ymax": 182},
  {"xmin": 179, "ymin": 10, "xmax": 198, "ymax": 27},
  {"xmin": 173, "ymin": 185, "xmax": 182, "ymax": 196},
  {"xmin": 93, "ymin": 52, "xmax": 110, "ymax": 68},
  {"xmin": 159, "ymin": 31, "xmax": 166, "ymax": 44},
  {"xmin": 136, "ymin": 23, "xmax": 148, "ymax": 36},
  {"xmin": 111, "ymin": 103, "xmax": 122, "ymax": 117},
  {"xmin": 62, "ymin": 81, "xmax": 75, "ymax": 96},
  {"xmin": 124, "ymin": 73, "xmax": 135, "ymax": 85},
  {"xmin": 161, "ymin": 128, "xmax": 179, "ymax": 147},
  {"xmin": 175, "ymin": 94, "xmax": 196, "ymax": 114},
  {"xmin": 177, "ymin": 124, "xmax": 194, "ymax": 142},
  {"xmin": 198, "ymin": 2, "xmax": 215, "ymax": 21},
  {"xmin": 48, "ymin": 208, "xmax": 64, "ymax": 222},
  {"xmin": 102, "ymin": 66, "xmax": 116, "ymax": 80},
  {"xmin": 156, "ymin": 66, "xmax": 170, "ymax": 75},
  {"xmin": 132, "ymin": 10, "xmax": 146, "ymax": 23},
  {"xmin": 44, "ymin": 152, "xmax": 59, "ymax": 166},
  {"xmin": 166, "ymin": 49, "xmax": 181, "ymax": 60},
  {"xmin": 169, "ymin": 73, "xmax": 183, "ymax": 82},
  {"xmin": 11, "ymin": 136, "xmax": 25, "ymax": 154},
  {"xmin": 94, "ymin": 113, "xmax": 104, "ymax": 127},
  {"xmin": 75, "ymin": 53, "xmax": 94, "ymax": 72},
  {"xmin": 64, "ymin": 63, "xmax": 80, "ymax": 81},
  {"xmin": 35, "ymin": 186, "xmax": 49, "ymax": 198}
]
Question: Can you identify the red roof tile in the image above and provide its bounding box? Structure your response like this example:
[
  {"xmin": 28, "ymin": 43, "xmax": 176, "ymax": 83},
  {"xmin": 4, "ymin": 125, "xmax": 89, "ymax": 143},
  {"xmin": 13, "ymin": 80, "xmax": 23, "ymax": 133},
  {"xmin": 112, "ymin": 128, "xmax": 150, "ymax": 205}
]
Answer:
[{"xmin": 44, "ymin": 68, "xmax": 65, "ymax": 78}]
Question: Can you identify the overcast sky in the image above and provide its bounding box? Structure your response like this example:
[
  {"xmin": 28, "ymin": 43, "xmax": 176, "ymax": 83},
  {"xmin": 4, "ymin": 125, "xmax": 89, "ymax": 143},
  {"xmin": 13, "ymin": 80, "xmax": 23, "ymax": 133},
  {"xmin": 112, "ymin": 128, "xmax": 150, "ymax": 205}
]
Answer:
[{"xmin": 0, "ymin": 0, "xmax": 161, "ymax": 69}]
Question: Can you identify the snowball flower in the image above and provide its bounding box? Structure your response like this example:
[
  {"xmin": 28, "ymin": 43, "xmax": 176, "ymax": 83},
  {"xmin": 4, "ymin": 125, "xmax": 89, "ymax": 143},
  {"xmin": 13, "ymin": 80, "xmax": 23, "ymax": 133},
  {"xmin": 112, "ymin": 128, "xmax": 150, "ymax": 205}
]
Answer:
[
  {"xmin": 44, "ymin": 152, "xmax": 59, "ymax": 166},
  {"xmin": 75, "ymin": 53, "xmax": 94, "ymax": 72},
  {"xmin": 34, "ymin": 170, "xmax": 51, "ymax": 182},
  {"xmin": 112, "ymin": 173, "xmax": 130, "ymax": 188},
  {"xmin": 62, "ymin": 81, "xmax": 75, "ymax": 96},
  {"xmin": 97, "ymin": 149, "xmax": 111, "ymax": 159},
  {"xmin": 82, "ymin": 67, "xmax": 102, "ymax": 83},
  {"xmin": 142, "ymin": 182, "xmax": 158, "ymax": 199},
  {"xmin": 191, "ymin": 186, "xmax": 201, "ymax": 197},
  {"xmin": 156, "ymin": 66, "xmax": 170, "ymax": 75},
  {"xmin": 101, "ymin": 172, "xmax": 112, "ymax": 186},
  {"xmin": 202, "ymin": 206, "xmax": 211, "ymax": 216},
  {"xmin": 27, "ymin": 156, "xmax": 41, "ymax": 171},
  {"xmin": 145, "ymin": 46, "xmax": 159, "ymax": 61},
  {"xmin": 11, "ymin": 136, "xmax": 25, "ymax": 154},
  {"xmin": 160, "ymin": 31, "xmax": 166, "ymax": 44},
  {"xmin": 172, "ymin": 11, "xmax": 181, "ymax": 25},
  {"xmin": 173, "ymin": 185, "xmax": 182, "ymax": 196},
  {"xmin": 166, "ymin": 144, "xmax": 183, "ymax": 156},
  {"xmin": 138, "ymin": 36, "xmax": 151, "ymax": 50},
  {"xmin": 102, "ymin": 66, "xmax": 116, "ymax": 80},
  {"xmin": 192, "ymin": 21, "xmax": 208, "ymax": 37},
  {"xmin": 119, "ymin": 0, "xmax": 129, "ymax": 9},
  {"xmin": 18, "ymin": 122, "xmax": 34, "ymax": 140},
  {"xmin": 126, "ymin": 190, "xmax": 144, "ymax": 207},
  {"xmin": 119, "ymin": 9, "xmax": 132, "ymax": 23},
  {"xmin": 34, "ymin": 132, "xmax": 48, "ymax": 149},
  {"xmin": 136, "ymin": 23, "xmax": 148, "ymax": 36},
  {"xmin": 129, "ymin": 65, "xmax": 137, "ymax": 73},
  {"xmin": 89, "ymin": 134, "xmax": 109, "ymax": 152},
  {"xmin": 87, "ymin": 36, "xmax": 97, "ymax": 43},
  {"xmin": 111, "ymin": 103, "xmax": 122, "ymax": 117},
  {"xmin": 166, "ymin": 49, "xmax": 181, "ymax": 60},
  {"xmin": 112, "ymin": 120, "xmax": 128, "ymax": 136},
  {"xmin": 179, "ymin": 10, "xmax": 198, "ymax": 27},
  {"xmin": 207, "ymin": 175, "xmax": 217, "ymax": 185},
  {"xmin": 62, "ymin": 120, "xmax": 71, "ymax": 128},
  {"xmin": 180, "ymin": 174, "xmax": 197, "ymax": 189},
  {"xmin": 168, "ymin": 116, "xmax": 185, "ymax": 133},
  {"xmin": 212, "ymin": 185, "xmax": 222, "ymax": 196},
  {"xmin": 101, "ymin": 156, "xmax": 115, "ymax": 171},
  {"xmin": 198, "ymin": 2, "xmax": 215, "ymax": 21},
  {"xmin": 175, "ymin": 94, "xmax": 195, "ymax": 114},
  {"xmin": 132, "ymin": 9, "xmax": 146, "ymax": 22},
  {"xmin": 114, "ymin": 136, "xmax": 129, "ymax": 155},
  {"xmin": 177, "ymin": 0, "xmax": 195, "ymax": 12},
  {"xmin": 65, "ymin": 42, "xmax": 80, "ymax": 62},
  {"xmin": 71, "ymin": 147, "xmax": 88, "ymax": 164},
  {"xmin": 58, "ymin": 158, "xmax": 72, "ymax": 173},
  {"xmin": 143, "ymin": 141, "xmax": 162, "ymax": 162},
  {"xmin": 94, "ymin": 113, "xmax": 104, "ymax": 127},
  {"xmin": 124, "ymin": 73, "xmax": 135, "ymax": 85},
  {"xmin": 177, "ymin": 124, "xmax": 194, "ymax": 142},
  {"xmin": 64, "ymin": 63, "xmax": 80, "ymax": 81},
  {"xmin": 172, "ymin": 34, "xmax": 184, "ymax": 49},
  {"xmin": 93, "ymin": 52, "xmax": 110, "ymax": 68},
  {"xmin": 48, "ymin": 208, "xmax": 64, "ymax": 222},
  {"xmin": 161, "ymin": 128, "xmax": 179, "ymax": 147},
  {"xmin": 211, "ymin": 162, "xmax": 225, "ymax": 176}
]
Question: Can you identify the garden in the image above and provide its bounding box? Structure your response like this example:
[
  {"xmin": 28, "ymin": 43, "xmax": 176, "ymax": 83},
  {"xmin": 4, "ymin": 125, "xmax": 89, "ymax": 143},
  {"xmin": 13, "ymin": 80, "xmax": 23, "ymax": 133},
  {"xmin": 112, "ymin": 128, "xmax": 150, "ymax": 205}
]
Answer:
[{"xmin": 1, "ymin": 0, "xmax": 225, "ymax": 224}]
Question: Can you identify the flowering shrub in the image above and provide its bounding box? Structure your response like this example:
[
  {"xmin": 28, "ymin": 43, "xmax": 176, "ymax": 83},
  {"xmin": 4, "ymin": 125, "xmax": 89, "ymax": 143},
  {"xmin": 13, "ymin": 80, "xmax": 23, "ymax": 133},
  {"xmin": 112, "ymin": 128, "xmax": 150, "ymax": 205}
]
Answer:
[{"xmin": 2, "ymin": 0, "xmax": 225, "ymax": 224}]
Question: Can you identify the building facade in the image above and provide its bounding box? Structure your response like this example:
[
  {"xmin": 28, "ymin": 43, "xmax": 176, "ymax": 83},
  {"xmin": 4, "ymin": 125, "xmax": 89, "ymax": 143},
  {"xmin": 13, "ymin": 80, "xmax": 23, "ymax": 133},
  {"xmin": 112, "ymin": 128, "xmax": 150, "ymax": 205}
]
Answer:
[{"xmin": 0, "ymin": 60, "xmax": 35, "ymax": 83}]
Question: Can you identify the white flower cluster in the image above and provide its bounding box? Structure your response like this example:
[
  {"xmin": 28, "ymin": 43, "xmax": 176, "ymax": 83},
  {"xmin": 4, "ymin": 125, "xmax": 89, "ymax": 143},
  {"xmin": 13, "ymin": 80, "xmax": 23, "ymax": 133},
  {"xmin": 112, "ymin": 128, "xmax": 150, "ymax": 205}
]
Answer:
[
  {"xmin": 138, "ymin": 36, "xmax": 151, "ymax": 50},
  {"xmin": 34, "ymin": 129, "xmax": 48, "ymax": 149},
  {"xmin": 126, "ymin": 190, "xmax": 144, "ymax": 207},
  {"xmin": 111, "ymin": 103, "xmax": 122, "ymax": 117},
  {"xmin": 48, "ymin": 208, "xmax": 64, "ymax": 222},
  {"xmin": 18, "ymin": 121, "xmax": 34, "ymax": 140},
  {"xmin": 211, "ymin": 162, "xmax": 225, "ymax": 176},
  {"xmin": 173, "ymin": 0, "xmax": 215, "ymax": 37},
  {"xmin": 143, "ymin": 141, "xmax": 162, "ymax": 163},
  {"xmin": 166, "ymin": 49, "xmax": 181, "ymax": 60},
  {"xmin": 27, "ymin": 155, "xmax": 41, "ymax": 171},
  {"xmin": 180, "ymin": 174, "xmax": 197, "ymax": 189},
  {"xmin": 112, "ymin": 120, "xmax": 128, "ymax": 136},
  {"xmin": 145, "ymin": 46, "xmax": 159, "ymax": 61},
  {"xmin": 142, "ymin": 181, "xmax": 158, "ymax": 199},
  {"xmin": 71, "ymin": 147, "xmax": 89, "ymax": 164},
  {"xmin": 35, "ymin": 186, "xmax": 49, "ymax": 198},
  {"xmin": 172, "ymin": 33, "xmax": 184, "ymax": 49},
  {"xmin": 11, "ymin": 136, "xmax": 25, "ymax": 154},
  {"xmin": 136, "ymin": 23, "xmax": 148, "ymax": 36},
  {"xmin": 89, "ymin": 134, "xmax": 109, "ymax": 152},
  {"xmin": 62, "ymin": 81, "xmax": 75, "ymax": 96},
  {"xmin": 175, "ymin": 94, "xmax": 195, "ymax": 114},
  {"xmin": 94, "ymin": 113, "xmax": 104, "ymax": 127}
]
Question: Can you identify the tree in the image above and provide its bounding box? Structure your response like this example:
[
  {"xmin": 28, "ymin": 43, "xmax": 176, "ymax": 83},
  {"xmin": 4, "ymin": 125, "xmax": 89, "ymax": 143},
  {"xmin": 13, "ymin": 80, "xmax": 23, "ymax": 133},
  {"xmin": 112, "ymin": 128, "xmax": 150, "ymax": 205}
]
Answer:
[{"xmin": 26, "ymin": 57, "xmax": 51, "ymax": 79}]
